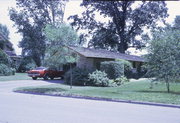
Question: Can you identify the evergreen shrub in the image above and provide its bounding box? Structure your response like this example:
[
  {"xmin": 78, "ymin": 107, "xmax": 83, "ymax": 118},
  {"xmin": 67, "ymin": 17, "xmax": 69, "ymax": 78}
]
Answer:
[
  {"xmin": 100, "ymin": 61, "xmax": 124, "ymax": 79},
  {"xmin": 64, "ymin": 67, "xmax": 91, "ymax": 86}
]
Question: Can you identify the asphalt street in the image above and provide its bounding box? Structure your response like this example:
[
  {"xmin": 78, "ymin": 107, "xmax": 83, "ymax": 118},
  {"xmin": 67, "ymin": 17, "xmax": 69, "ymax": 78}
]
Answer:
[{"xmin": 0, "ymin": 80, "xmax": 180, "ymax": 123}]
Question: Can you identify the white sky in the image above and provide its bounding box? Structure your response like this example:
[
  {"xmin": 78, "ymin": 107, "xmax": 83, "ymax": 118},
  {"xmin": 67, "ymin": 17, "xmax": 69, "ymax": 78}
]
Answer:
[{"xmin": 0, "ymin": 0, "xmax": 179, "ymax": 55}]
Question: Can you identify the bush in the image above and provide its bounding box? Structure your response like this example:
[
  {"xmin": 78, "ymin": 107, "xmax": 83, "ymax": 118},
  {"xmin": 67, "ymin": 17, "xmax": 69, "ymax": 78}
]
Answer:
[
  {"xmin": 0, "ymin": 64, "xmax": 13, "ymax": 76},
  {"xmin": 116, "ymin": 59, "xmax": 133, "ymax": 78},
  {"xmin": 0, "ymin": 49, "xmax": 12, "ymax": 65},
  {"xmin": 114, "ymin": 76, "xmax": 129, "ymax": 86},
  {"xmin": 100, "ymin": 61, "xmax": 124, "ymax": 79},
  {"xmin": 108, "ymin": 79, "xmax": 118, "ymax": 87},
  {"xmin": 64, "ymin": 67, "xmax": 91, "ymax": 86},
  {"xmin": 88, "ymin": 70, "xmax": 110, "ymax": 87},
  {"xmin": 18, "ymin": 57, "xmax": 37, "ymax": 72}
]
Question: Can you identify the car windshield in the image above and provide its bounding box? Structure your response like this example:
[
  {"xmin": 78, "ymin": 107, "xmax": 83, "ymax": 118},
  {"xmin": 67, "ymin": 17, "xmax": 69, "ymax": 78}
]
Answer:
[{"xmin": 35, "ymin": 67, "xmax": 47, "ymax": 70}]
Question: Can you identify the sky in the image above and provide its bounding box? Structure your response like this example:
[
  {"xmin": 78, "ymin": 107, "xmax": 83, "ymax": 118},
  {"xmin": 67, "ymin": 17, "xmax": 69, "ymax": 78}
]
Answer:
[{"xmin": 0, "ymin": 0, "xmax": 180, "ymax": 55}]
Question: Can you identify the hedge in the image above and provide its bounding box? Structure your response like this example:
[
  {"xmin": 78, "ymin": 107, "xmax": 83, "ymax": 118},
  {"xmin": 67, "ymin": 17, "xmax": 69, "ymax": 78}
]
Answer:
[{"xmin": 100, "ymin": 61, "xmax": 124, "ymax": 79}]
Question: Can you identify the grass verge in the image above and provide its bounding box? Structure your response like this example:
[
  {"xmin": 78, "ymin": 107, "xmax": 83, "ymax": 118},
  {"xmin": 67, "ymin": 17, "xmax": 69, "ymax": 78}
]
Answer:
[
  {"xmin": 0, "ymin": 73, "xmax": 30, "ymax": 81},
  {"xmin": 15, "ymin": 78, "xmax": 180, "ymax": 105}
]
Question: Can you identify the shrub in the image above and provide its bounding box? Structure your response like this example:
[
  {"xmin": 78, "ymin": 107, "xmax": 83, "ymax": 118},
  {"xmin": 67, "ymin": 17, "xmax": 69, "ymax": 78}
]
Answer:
[
  {"xmin": 108, "ymin": 79, "xmax": 118, "ymax": 87},
  {"xmin": 116, "ymin": 59, "xmax": 133, "ymax": 78},
  {"xmin": 0, "ymin": 64, "xmax": 13, "ymax": 76},
  {"xmin": 18, "ymin": 57, "xmax": 37, "ymax": 72},
  {"xmin": 0, "ymin": 49, "xmax": 12, "ymax": 65},
  {"xmin": 64, "ymin": 67, "xmax": 91, "ymax": 86},
  {"xmin": 114, "ymin": 76, "xmax": 129, "ymax": 86},
  {"xmin": 100, "ymin": 61, "xmax": 124, "ymax": 79},
  {"xmin": 88, "ymin": 70, "xmax": 110, "ymax": 87}
]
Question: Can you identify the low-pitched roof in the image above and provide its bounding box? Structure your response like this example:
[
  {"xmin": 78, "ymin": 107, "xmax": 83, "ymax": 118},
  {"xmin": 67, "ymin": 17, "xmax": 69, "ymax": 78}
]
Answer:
[
  {"xmin": 68, "ymin": 46, "xmax": 145, "ymax": 62},
  {"xmin": 5, "ymin": 51, "xmax": 17, "ymax": 57}
]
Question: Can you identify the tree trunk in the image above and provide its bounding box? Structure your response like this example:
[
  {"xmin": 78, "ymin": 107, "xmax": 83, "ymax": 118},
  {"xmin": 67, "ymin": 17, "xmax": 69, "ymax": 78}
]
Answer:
[
  {"xmin": 165, "ymin": 79, "xmax": 170, "ymax": 93},
  {"xmin": 118, "ymin": 42, "xmax": 126, "ymax": 53}
]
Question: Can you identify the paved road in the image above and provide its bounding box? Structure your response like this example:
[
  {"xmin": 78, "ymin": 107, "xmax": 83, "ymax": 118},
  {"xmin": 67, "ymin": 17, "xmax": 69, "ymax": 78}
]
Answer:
[{"xmin": 0, "ymin": 80, "xmax": 180, "ymax": 123}]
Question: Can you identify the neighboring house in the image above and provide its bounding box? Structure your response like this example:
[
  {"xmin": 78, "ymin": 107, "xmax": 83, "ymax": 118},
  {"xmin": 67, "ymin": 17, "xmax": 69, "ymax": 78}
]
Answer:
[
  {"xmin": 0, "ymin": 32, "xmax": 22, "ymax": 66},
  {"xmin": 67, "ymin": 46, "xmax": 145, "ymax": 72}
]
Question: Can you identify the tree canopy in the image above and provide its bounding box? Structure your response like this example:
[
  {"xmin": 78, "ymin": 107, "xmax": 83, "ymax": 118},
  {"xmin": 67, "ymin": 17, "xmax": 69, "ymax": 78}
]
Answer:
[
  {"xmin": 69, "ymin": 1, "xmax": 168, "ymax": 53},
  {"xmin": 0, "ymin": 24, "xmax": 10, "ymax": 39},
  {"xmin": 173, "ymin": 15, "xmax": 180, "ymax": 29},
  {"xmin": 146, "ymin": 26, "xmax": 180, "ymax": 92},
  {"xmin": 43, "ymin": 23, "xmax": 79, "ymax": 68},
  {"xmin": 9, "ymin": 0, "xmax": 67, "ymax": 66}
]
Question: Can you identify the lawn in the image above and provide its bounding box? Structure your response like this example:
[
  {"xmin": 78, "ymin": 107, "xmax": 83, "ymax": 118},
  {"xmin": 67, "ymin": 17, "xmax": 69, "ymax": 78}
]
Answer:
[
  {"xmin": 15, "ymin": 78, "xmax": 180, "ymax": 105},
  {"xmin": 0, "ymin": 73, "xmax": 31, "ymax": 81}
]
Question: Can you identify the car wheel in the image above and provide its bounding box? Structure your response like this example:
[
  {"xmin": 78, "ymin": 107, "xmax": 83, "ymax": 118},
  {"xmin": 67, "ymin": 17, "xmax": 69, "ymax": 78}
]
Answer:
[
  {"xmin": 43, "ymin": 74, "xmax": 49, "ymax": 80},
  {"xmin": 32, "ymin": 77, "xmax": 37, "ymax": 80},
  {"xmin": 50, "ymin": 77, "xmax": 54, "ymax": 80}
]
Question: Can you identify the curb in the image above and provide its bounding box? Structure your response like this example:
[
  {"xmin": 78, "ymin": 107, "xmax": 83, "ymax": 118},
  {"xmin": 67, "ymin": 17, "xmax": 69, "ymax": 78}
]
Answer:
[{"xmin": 14, "ymin": 90, "xmax": 180, "ymax": 109}]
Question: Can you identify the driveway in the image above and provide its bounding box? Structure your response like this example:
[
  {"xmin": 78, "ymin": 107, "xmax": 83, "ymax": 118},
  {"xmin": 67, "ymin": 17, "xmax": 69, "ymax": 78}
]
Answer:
[{"xmin": 0, "ymin": 80, "xmax": 180, "ymax": 123}]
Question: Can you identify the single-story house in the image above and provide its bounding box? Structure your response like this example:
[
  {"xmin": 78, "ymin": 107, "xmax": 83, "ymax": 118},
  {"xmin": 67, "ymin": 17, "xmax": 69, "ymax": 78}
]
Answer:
[{"xmin": 67, "ymin": 46, "xmax": 145, "ymax": 72}]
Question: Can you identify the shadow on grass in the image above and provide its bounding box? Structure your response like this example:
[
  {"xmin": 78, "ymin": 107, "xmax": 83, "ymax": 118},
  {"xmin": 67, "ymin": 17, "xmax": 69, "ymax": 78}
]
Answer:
[{"xmin": 137, "ymin": 90, "xmax": 180, "ymax": 95}]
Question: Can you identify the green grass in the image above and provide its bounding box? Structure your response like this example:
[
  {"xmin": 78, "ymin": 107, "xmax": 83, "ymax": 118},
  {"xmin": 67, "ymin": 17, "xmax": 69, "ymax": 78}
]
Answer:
[
  {"xmin": 15, "ymin": 78, "xmax": 180, "ymax": 105},
  {"xmin": 0, "ymin": 73, "xmax": 30, "ymax": 81}
]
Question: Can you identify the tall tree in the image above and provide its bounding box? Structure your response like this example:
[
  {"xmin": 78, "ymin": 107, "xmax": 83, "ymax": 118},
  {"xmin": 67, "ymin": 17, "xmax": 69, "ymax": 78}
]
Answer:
[
  {"xmin": 9, "ymin": 0, "xmax": 67, "ymax": 66},
  {"xmin": 69, "ymin": 1, "xmax": 168, "ymax": 53}
]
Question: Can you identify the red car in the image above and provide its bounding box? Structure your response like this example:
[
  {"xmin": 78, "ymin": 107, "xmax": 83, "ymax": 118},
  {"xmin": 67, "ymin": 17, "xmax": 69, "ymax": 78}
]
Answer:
[{"xmin": 27, "ymin": 67, "xmax": 64, "ymax": 80}]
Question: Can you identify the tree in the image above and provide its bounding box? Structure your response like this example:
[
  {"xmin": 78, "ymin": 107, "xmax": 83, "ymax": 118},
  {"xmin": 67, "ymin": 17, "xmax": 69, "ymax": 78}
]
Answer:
[
  {"xmin": 0, "ymin": 24, "xmax": 10, "ymax": 39},
  {"xmin": 68, "ymin": 1, "xmax": 168, "ymax": 53},
  {"xmin": 44, "ymin": 23, "xmax": 79, "ymax": 89},
  {"xmin": 9, "ymin": 0, "xmax": 67, "ymax": 66},
  {"xmin": 146, "ymin": 28, "xmax": 180, "ymax": 93},
  {"xmin": 43, "ymin": 23, "xmax": 79, "ymax": 68}
]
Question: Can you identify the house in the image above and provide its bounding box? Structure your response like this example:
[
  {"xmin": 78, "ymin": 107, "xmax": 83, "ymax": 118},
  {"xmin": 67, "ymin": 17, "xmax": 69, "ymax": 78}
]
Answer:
[
  {"xmin": 0, "ymin": 32, "xmax": 22, "ymax": 66},
  {"xmin": 67, "ymin": 46, "xmax": 145, "ymax": 72}
]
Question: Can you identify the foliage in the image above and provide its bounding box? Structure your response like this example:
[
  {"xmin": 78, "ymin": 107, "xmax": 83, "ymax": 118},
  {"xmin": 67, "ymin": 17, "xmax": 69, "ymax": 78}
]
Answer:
[
  {"xmin": 88, "ymin": 27, "xmax": 118, "ymax": 51},
  {"xmin": 44, "ymin": 24, "xmax": 79, "ymax": 46},
  {"xmin": 18, "ymin": 56, "xmax": 37, "ymax": 72},
  {"xmin": 0, "ymin": 49, "xmax": 12, "ymax": 66},
  {"xmin": 69, "ymin": 1, "xmax": 168, "ymax": 53},
  {"xmin": 116, "ymin": 59, "xmax": 133, "ymax": 78},
  {"xmin": 64, "ymin": 67, "xmax": 91, "ymax": 86},
  {"xmin": 100, "ymin": 61, "xmax": 124, "ymax": 79},
  {"xmin": 43, "ymin": 23, "xmax": 79, "ymax": 68},
  {"xmin": 174, "ymin": 15, "xmax": 180, "ymax": 29},
  {"xmin": 0, "ymin": 64, "xmax": 14, "ymax": 76},
  {"xmin": 0, "ymin": 24, "xmax": 10, "ymax": 39},
  {"xmin": 88, "ymin": 70, "xmax": 110, "ymax": 87},
  {"xmin": 146, "ymin": 28, "xmax": 180, "ymax": 92},
  {"xmin": 9, "ymin": 0, "xmax": 67, "ymax": 66},
  {"xmin": 113, "ymin": 76, "xmax": 129, "ymax": 86}
]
